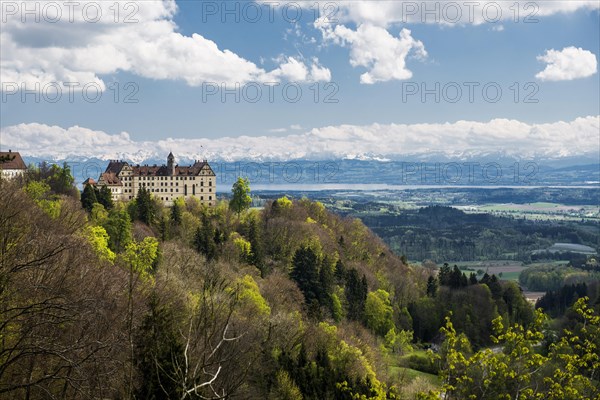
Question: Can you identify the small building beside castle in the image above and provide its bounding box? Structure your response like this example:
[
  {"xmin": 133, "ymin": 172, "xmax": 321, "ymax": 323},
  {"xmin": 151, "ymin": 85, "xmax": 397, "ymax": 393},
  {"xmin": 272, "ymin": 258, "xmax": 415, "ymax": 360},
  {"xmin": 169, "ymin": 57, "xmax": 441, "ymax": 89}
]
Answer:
[
  {"xmin": 91, "ymin": 153, "xmax": 216, "ymax": 206},
  {"xmin": 0, "ymin": 150, "xmax": 27, "ymax": 179}
]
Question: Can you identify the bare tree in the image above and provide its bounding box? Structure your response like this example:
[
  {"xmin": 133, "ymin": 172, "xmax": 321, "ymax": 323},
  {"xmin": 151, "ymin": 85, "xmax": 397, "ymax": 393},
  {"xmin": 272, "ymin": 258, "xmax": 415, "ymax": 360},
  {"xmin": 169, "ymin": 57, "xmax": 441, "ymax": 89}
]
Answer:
[
  {"xmin": 145, "ymin": 246, "xmax": 267, "ymax": 400},
  {"xmin": 0, "ymin": 182, "xmax": 134, "ymax": 399}
]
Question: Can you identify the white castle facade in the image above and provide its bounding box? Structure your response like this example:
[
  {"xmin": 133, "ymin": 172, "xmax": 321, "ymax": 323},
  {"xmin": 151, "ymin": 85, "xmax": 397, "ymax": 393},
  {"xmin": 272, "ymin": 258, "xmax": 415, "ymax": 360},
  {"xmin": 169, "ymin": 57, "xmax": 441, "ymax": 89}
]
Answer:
[{"xmin": 90, "ymin": 153, "xmax": 216, "ymax": 206}]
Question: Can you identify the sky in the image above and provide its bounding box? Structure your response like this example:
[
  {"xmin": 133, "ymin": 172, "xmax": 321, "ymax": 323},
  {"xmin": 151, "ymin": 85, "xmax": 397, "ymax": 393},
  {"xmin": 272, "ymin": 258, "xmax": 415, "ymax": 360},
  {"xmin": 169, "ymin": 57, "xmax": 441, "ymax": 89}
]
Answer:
[{"xmin": 0, "ymin": 0, "xmax": 599, "ymax": 161}]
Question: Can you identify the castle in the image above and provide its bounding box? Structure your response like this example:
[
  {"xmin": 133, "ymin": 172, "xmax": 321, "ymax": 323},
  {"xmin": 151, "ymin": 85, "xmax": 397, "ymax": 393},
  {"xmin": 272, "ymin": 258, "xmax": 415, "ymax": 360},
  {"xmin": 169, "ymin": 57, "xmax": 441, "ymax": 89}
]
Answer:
[{"xmin": 88, "ymin": 153, "xmax": 216, "ymax": 206}]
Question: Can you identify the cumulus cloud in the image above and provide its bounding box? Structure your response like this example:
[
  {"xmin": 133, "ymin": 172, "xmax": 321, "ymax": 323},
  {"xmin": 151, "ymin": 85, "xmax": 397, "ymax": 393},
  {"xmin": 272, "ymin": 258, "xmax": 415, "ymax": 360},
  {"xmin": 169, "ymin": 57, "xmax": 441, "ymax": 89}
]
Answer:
[
  {"xmin": 3, "ymin": 116, "xmax": 598, "ymax": 162},
  {"xmin": 316, "ymin": 21, "xmax": 426, "ymax": 83},
  {"xmin": 0, "ymin": 0, "xmax": 331, "ymax": 92},
  {"xmin": 536, "ymin": 47, "xmax": 598, "ymax": 81},
  {"xmin": 265, "ymin": 56, "xmax": 331, "ymax": 82}
]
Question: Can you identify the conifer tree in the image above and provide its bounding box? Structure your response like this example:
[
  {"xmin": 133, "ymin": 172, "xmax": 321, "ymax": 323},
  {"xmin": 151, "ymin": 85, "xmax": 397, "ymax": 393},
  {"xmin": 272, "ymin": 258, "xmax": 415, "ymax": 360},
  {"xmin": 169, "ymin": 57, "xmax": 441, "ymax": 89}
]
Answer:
[
  {"xmin": 290, "ymin": 245, "xmax": 321, "ymax": 306},
  {"xmin": 426, "ymin": 276, "xmax": 438, "ymax": 297},
  {"xmin": 136, "ymin": 187, "xmax": 155, "ymax": 225},
  {"xmin": 97, "ymin": 185, "xmax": 114, "ymax": 210},
  {"xmin": 81, "ymin": 184, "xmax": 98, "ymax": 212}
]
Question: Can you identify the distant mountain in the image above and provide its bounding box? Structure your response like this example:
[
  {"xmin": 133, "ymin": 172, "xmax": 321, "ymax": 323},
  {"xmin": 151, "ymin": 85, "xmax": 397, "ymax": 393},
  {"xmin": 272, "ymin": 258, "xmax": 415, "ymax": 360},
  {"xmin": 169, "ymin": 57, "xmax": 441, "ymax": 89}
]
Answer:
[{"xmin": 21, "ymin": 155, "xmax": 600, "ymax": 189}]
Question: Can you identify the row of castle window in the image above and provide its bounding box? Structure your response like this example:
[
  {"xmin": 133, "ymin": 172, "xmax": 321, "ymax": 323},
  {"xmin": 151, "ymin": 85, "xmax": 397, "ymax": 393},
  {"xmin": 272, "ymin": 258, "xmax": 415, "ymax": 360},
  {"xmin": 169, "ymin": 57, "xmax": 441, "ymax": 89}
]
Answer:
[
  {"xmin": 136, "ymin": 183, "xmax": 212, "ymax": 192},
  {"xmin": 157, "ymin": 196, "xmax": 213, "ymax": 201},
  {"xmin": 123, "ymin": 181, "xmax": 212, "ymax": 187},
  {"xmin": 124, "ymin": 195, "xmax": 213, "ymax": 201},
  {"xmin": 120, "ymin": 188, "xmax": 213, "ymax": 195},
  {"xmin": 121, "ymin": 175, "xmax": 212, "ymax": 181},
  {"xmin": 126, "ymin": 181, "xmax": 212, "ymax": 186}
]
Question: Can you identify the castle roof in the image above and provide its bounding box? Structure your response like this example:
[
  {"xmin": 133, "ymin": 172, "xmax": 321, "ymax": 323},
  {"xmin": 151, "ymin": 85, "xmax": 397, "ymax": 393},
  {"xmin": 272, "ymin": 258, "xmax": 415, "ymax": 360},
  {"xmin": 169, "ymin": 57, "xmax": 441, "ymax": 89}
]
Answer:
[
  {"xmin": 99, "ymin": 172, "xmax": 122, "ymax": 185},
  {"xmin": 130, "ymin": 160, "xmax": 213, "ymax": 176},
  {"xmin": 105, "ymin": 160, "xmax": 127, "ymax": 175},
  {"xmin": 102, "ymin": 157, "xmax": 214, "ymax": 180},
  {"xmin": 0, "ymin": 151, "xmax": 27, "ymax": 170}
]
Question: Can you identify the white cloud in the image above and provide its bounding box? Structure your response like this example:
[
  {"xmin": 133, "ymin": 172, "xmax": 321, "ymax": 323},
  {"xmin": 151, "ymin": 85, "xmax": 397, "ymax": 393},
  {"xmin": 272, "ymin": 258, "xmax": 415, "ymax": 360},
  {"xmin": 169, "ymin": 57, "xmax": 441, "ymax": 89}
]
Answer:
[
  {"xmin": 0, "ymin": 1, "xmax": 331, "ymax": 92},
  {"xmin": 276, "ymin": 1, "xmax": 600, "ymax": 27},
  {"xmin": 3, "ymin": 116, "xmax": 598, "ymax": 162},
  {"xmin": 265, "ymin": 56, "xmax": 330, "ymax": 83},
  {"xmin": 536, "ymin": 47, "xmax": 598, "ymax": 81},
  {"xmin": 316, "ymin": 22, "xmax": 426, "ymax": 83}
]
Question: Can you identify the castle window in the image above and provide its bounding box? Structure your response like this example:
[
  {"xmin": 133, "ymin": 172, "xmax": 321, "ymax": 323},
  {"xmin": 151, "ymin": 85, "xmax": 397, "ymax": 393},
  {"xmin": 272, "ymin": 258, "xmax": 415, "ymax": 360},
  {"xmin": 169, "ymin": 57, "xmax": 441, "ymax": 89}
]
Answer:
[
  {"xmin": 209, "ymin": 188, "xmax": 212, "ymax": 192},
  {"xmin": 200, "ymin": 181, "xmax": 204, "ymax": 187},
  {"xmin": 208, "ymin": 180, "xmax": 212, "ymax": 186},
  {"xmin": 201, "ymin": 196, "xmax": 204, "ymax": 201},
  {"xmin": 209, "ymin": 196, "xmax": 212, "ymax": 200}
]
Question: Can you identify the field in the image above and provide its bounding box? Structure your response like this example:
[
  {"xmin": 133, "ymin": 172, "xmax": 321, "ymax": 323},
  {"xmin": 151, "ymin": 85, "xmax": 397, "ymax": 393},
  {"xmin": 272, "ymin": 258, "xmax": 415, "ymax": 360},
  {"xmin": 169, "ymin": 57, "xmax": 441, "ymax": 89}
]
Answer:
[
  {"xmin": 387, "ymin": 350, "xmax": 441, "ymax": 388},
  {"xmin": 471, "ymin": 202, "xmax": 599, "ymax": 221},
  {"xmin": 388, "ymin": 367, "xmax": 440, "ymax": 386},
  {"xmin": 449, "ymin": 260, "xmax": 528, "ymax": 282}
]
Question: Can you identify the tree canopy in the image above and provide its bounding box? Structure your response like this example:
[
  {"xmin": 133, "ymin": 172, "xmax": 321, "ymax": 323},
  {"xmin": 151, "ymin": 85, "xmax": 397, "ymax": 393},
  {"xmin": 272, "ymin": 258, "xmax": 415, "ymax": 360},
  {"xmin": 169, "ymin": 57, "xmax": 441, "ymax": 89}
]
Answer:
[{"xmin": 230, "ymin": 177, "xmax": 251, "ymax": 217}]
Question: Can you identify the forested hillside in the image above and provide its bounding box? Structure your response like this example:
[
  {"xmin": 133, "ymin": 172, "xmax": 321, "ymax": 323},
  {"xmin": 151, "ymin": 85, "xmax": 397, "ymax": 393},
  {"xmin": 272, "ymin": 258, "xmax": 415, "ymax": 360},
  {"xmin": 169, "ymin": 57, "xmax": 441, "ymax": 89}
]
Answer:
[{"xmin": 1, "ymin": 169, "xmax": 598, "ymax": 399}]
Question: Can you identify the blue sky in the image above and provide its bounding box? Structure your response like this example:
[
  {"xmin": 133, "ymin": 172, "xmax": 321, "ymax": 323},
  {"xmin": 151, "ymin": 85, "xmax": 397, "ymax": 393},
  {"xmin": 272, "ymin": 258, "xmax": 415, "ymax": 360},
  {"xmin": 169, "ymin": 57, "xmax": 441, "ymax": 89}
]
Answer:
[{"xmin": 1, "ymin": 1, "xmax": 599, "ymax": 161}]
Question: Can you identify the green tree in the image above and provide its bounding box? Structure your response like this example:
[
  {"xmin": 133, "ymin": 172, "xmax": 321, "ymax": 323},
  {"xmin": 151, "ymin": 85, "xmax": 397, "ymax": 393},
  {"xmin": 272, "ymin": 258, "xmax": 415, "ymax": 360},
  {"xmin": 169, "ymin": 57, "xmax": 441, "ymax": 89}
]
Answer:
[
  {"xmin": 233, "ymin": 236, "xmax": 252, "ymax": 263},
  {"xmin": 158, "ymin": 215, "xmax": 170, "ymax": 241},
  {"xmin": 135, "ymin": 293, "xmax": 183, "ymax": 400},
  {"xmin": 421, "ymin": 298, "xmax": 600, "ymax": 400},
  {"xmin": 290, "ymin": 245, "xmax": 321, "ymax": 308},
  {"xmin": 230, "ymin": 177, "xmax": 251, "ymax": 217},
  {"xmin": 469, "ymin": 272, "xmax": 478, "ymax": 285},
  {"xmin": 193, "ymin": 213, "xmax": 217, "ymax": 261},
  {"xmin": 103, "ymin": 206, "xmax": 133, "ymax": 253},
  {"xmin": 84, "ymin": 225, "xmax": 115, "ymax": 263},
  {"xmin": 96, "ymin": 185, "xmax": 114, "ymax": 210},
  {"xmin": 270, "ymin": 370, "xmax": 302, "ymax": 400},
  {"xmin": 24, "ymin": 180, "xmax": 51, "ymax": 201},
  {"xmin": 426, "ymin": 276, "xmax": 438, "ymax": 297},
  {"xmin": 170, "ymin": 197, "xmax": 183, "ymax": 226},
  {"xmin": 136, "ymin": 187, "xmax": 155, "ymax": 225},
  {"xmin": 439, "ymin": 263, "xmax": 451, "ymax": 286},
  {"xmin": 46, "ymin": 162, "xmax": 76, "ymax": 196},
  {"xmin": 81, "ymin": 184, "xmax": 98, "ymax": 212},
  {"xmin": 345, "ymin": 269, "xmax": 368, "ymax": 321},
  {"xmin": 384, "ymin": 327, "xmax": 413, "ymax": 355},
  {"xmin": 122, "ymin": 236, "xmax": 159, "ymax": 394},
  {"xmin": 247, "ymin": 212, "xmax": 264, "ymax": 272},
  {"xmin": 365, "ymin": 289, "xmax": 395, "ymax": 336},
  {"xmin": 90, "ymin": 202, "xmax": 108, "ymax": 225}
]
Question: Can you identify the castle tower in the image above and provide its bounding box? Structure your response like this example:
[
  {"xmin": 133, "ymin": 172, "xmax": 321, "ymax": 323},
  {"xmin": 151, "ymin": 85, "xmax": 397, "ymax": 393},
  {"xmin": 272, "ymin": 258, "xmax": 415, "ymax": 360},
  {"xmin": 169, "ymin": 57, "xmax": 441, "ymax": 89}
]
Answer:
[{"xmin": 167, "ymin": 152, "xmax": 175, "ymax": 176}]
